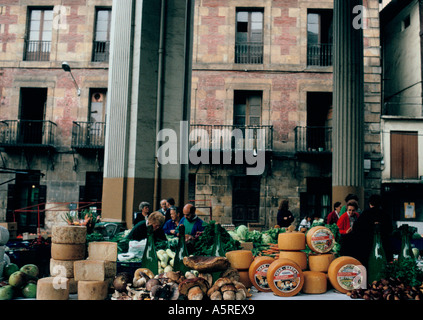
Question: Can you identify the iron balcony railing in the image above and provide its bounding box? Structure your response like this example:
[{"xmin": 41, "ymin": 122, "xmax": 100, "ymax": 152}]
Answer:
[
  {"xmin": 71, "ymin": 121, "xmax": 106, "ymax": 149},
  {"xmin": 189, "ymin": 124, "xmax": 273, "ymax": 152},
  {"xmin": 235, "ymin": 42, "xmax": 263, "ymax": 64},
  {"xmin": 295, "ymin": 126, "xmax": 332, "ymax": 153},
  {"xmin": 307, "ymin": 43, "xmax": 333, "ymax": 67},
  {"xmin": 92, "ymin": 41, "xmax": 110, "ymax": 62},
  {"xmin": 24, "ymin": 40, "xmax": 51, "ymax": 61},
  {"xmin": 0, "ymin": 120, "xmax": 57, "ymax": 147}
]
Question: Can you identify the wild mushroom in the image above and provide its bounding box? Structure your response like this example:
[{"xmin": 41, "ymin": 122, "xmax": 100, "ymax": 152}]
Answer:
[
  {"xmin": 221, "ymin": 267, "xmax": 240, "ymax": 282},
  {"xmin": 178, "ymin": 277, "xmax": 209, "ymax": 300},
  {"xmin": 150, "ymin": 283, "xmax": 179, "ymax": 300},
  {"xmin": 234, "ymin": 281, "xmax": 248, "ymax": 300},
  {"xmin": 221, "ymin": 284, "xmax": 236, "ymax": 300},
  {"xmin": 133, "ymin": 272, "xmax": 150, "ymax": 288},
  {"xmin": 145, "ymin": 278, "xmax": 161, "ymax": 291}
]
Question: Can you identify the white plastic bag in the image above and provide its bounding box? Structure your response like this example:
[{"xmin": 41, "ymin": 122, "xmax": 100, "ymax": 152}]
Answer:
[{"xmin": 127, "ymin": 239, "xmax": 146, "ymax": 257}]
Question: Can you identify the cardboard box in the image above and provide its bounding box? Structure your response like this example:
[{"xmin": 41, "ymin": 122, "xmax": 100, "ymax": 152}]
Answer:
[{"xmin": 0, "ymin": 222, "xmax": 17, "ymax": 231}]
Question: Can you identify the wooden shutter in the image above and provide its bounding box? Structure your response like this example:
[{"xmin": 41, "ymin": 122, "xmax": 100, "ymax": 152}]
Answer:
[{"xmin": 390, "ymin": 131, "xmax": 418, "ymax": 179}]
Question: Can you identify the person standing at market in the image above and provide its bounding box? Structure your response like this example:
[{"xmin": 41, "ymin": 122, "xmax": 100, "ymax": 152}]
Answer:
[
  {"xmin": 133, "ymin": 201, "xmax": 151, "ymax": 225},
  {"xmin": 339, "ymin": 194, "xmax": 360, "ymax": 217},
  {"xmin": 165, "ymin": 197, "xmax": 176, "ymax": 221},
  {"xmin": 126, "ymin": 211, "xmax": 167, "ymax": 242},
  {"xmin": 326, "ymin": 201, "xmax": 342, "ymax": 225},
  {"xmin": 162, "ymin": 206, "xmax": 182, "ymax": 236},
  {"xmin": 351, "ymin": 194, "xmax": 394, "ymax": 268},
  {"xmin": 337, "ymin": 199, "xmax": 360, "ymax": 257},
  {"xmin": 297, "ymin": 215, "xmax": 312, "ymax": 232},
  {"xmin": 158, "ymin": 199, "xmax": 167, "ymax": 216},
  {"xmin": 179, "ymin": 203, "xmax": 206, "ymax": 240},
  {"xmin": 276, "ymin": 199, "xmax": 295, "ymax": 228}
]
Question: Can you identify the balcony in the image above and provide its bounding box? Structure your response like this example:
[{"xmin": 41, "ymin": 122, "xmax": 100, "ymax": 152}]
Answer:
[
  {"xmin": 307, "ymin": 43, "xmax": 333, "ymax": 67},
  {"xmin": 235, "ymin": 42, "xmax": 263, "ymax": 64},
  {"xmin": 24, "ymin": 40, "xmax": 51, "ymax": 61},
  {"xmin": 92, "ymin": 41, "xmax": 110, "ymax": 62},
  {"xmin": 295, "ymin": 126, "xmax": 332, "ymax": 155},
  {"xmin": 71, "ymin": 121, "xmax": 106, "ymax": 151},
  {"xmin": 0, "ymin": 120, "xmax": 57, "ymax": 150},
  {"xmin": 189, "ymin": 124, "xmax": 273, "ymax": 153}
]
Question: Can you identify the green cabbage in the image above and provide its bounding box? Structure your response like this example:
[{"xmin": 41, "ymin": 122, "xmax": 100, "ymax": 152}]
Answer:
[{"xmin": 236, "ymin": 225, "xmax": 249, "ymax": 241}]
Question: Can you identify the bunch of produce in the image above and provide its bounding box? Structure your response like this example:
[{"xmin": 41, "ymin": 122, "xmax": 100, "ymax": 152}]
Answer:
[
  {"xmin": 157, "ymin": 249, "xmax": 175, "ymax": 274},
  {"xmin": 0, "ymin": 263, "xmax": 39, "ymax": 300},
  {"xmin": 192, "ymin": 221, "xmax": 241, "ymax": 256},
  {"xmin": 228, "ymin": 224, "xmax": 287, "ymax": 256}
]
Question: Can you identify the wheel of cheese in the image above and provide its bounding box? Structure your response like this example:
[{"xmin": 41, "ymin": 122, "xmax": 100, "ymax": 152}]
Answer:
[
  {"xmin": 248, "ymin": 256, "xmax": 274, "ymax": 292},
  {"xmin": 302, "ymin": 271, "xmax": 327, "ymax": 294},
  {"xmin": 278, "ymin": 232, "xmax": 306, "ymax": 251},
  {"xmin": 50, "ymin": 258, "xmax": 75, "ymax": 278},
  {"xmin": 306, "ymin": 226, "xmax": 335, "ymax": 253},
  {"xmin": 308, "ymin": 253, "xmax": 334, "ymax": 272},
  {"xmin": 225, "ymin": 250, "xmax": 254, "ymax": 270},
  {"xmin": 88, "ymin": 241, "xmax": 118, "ymax": 262},
  {"xmin": 51, "ymin": 225, "xmax": 87, "ymax": 244},
  {"xmin": 77, "ymin": 280, "xmax": 109, "ymax": 300},
  {"xmin": 238, "ymin": 270, "xmax": 252, "ymax": 288},
  {"xmin": 327, "ymin": 256, "xmax": 365, "ymax": 294},
  {"xmin": 36, "ymin": 277, "xmax": 69, "ymax": 300},
  {"xmin": 278, "ymin": 251, "xmax": 307, "ymax": 270},
  {"xmin": 267, "ymin": 258, "xmax": 304, "ymax": 297},
  {"xmin": 51, "ymin": 243, "xmax": 86, "ymax": 261}
]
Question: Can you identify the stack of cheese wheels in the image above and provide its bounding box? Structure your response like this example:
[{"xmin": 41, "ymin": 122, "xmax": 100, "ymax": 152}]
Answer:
[
  {"xmin": 305, "ymin": 226, "xmax": 336, "ymax": 293},
  {"xmin": 277, "ymin": 231, "xmax": 307, "ymax": 270},
  {"xmin": 248, "ymin": 255, "xmax": 275, "ymax": 292},
  {"xmin": 267, "ymin": 258, "xmax": 304, "ymax": 297},
  {"xmin": 39, "ymin": 225, "xmax": 87, "ymax": 300},
  {"xmin": 225, "ymin": 250, "xmax": 254, "ymax": 288},
  {"xmin": 75, "ymin": 241, "xmax": 118, "ymax": 300}
]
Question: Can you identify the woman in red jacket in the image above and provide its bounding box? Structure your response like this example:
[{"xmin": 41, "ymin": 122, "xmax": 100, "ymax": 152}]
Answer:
[{"xmin": 337, "ymin": 199, "xmax": 359, "ymax": 234}]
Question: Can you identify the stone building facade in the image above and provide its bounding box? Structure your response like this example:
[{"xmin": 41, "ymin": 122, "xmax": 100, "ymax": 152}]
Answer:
[
  {"xmin": 0, "ymin": 0, "xmax": 111, "ymax": 233},
  {"xmin": 189, "ymin": 0, "xmax": 383, "ymax": 228}
]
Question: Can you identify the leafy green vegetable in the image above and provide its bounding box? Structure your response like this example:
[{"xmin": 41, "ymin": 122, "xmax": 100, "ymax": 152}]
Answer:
[
  {"xmin": 382, "ymin": 258, "xmax": 423, "ymax": 287},
  {"xmin": 193, "ymin": 221, "xmax": 241, "ymax": 256},
  {"xmin": 236, "ymin": 225, "xmax": 249, "ymax": 241}
]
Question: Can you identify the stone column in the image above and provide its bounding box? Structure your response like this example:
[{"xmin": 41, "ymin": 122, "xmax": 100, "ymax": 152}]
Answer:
[
  {"xmin": 332, "ymin": 0, "xmax": 365, "ymax": 208},
  {"xmin": 102, "ymin": 0, "xmax": 136, "ymax": 223}
]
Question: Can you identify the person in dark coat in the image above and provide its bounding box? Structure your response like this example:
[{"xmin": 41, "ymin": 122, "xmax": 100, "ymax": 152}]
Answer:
[
  {"xmin": 126, "ymin": 211, "xmax": 167, "ymax": 242},
  {"xmin": 351, "ymin": 194, "xmax": 394, "ymax": 268},
  {"xmin": 277, "ymin": 199, "xmax": 295, "ymax": 228}
]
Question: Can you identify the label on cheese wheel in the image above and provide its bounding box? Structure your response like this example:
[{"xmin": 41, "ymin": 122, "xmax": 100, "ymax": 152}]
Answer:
[
  {"xmin": 307, "ymin": 226, "xmax": 334, "ymax": 253},
  {"xmin": 337, "ymin": 264, "xmax": 365, "ymax": 291},
  {"xmin": 249, "ymin": 256, "xmax": 274, "ymax": 292},
  {"xmin": 271, "ymin": 265, "xmax": 301, "ymax": 294}
]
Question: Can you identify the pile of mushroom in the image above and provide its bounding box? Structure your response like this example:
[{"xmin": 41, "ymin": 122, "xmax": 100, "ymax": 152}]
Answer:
[{"xmin": 207, "ymin": 277, "xmax": 248, "ymax": 300}]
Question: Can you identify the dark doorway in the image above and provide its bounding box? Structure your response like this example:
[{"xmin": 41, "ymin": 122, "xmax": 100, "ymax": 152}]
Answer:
[{"xmin": 79, "ymin": 172, "xmax": 103, "ymax": 212}]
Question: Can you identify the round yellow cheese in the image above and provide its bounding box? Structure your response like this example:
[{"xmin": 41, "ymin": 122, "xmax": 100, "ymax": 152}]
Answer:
[
  {"xmin": 36, "ymin": 277, "xmax": 69, "ymax": 300},
  {"xmin": 278, "ymin": 251, "xmax": 307, "ymax": 270},
  {"xmin": 302, "ymin": 271, "xmax": 327, "ymax": 294},
  {"xmin": 306, "ymin": 226, "xmax": 335, "ymax": 253},
  {"xmin": 327, "ymin": 256, "xmax": 364, "ymax": 294},
  {"xmin": 278, "ymin": 232, "xmax": 306, "ymax": 251},
  {"xmin": 51, "ymin": 225, "xmax": 87, "ymax": 244},
  {"xmin": 77, "ymin": 280, "xmax": 109, "ymax": 300},
  {"xmin": 267, "ymin": 258, "xmax": 304, "ymax": 297},
  {"xmin": 248, "ymin": 256, "xmax": 275, "ymax": 292},
  {"xmin": 308, "ymin": 253, "xmax": 334, "ymax": 272},
  {"xmin": 225, "ymin": 250, "xmax": 254, "ymax": 270},
  {"xmin": 51, "ymin": 243, "xmax": 86, "ymax": 261}
]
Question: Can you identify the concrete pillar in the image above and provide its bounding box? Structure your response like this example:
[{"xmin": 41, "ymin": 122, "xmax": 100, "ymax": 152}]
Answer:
[
  {"xmin": 332, "ymin": 0, "xmax": 365, "ymax": 208},
  {"xmin": 102, "ymin": 0, "xmax": 193, "ymax": 226}
]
